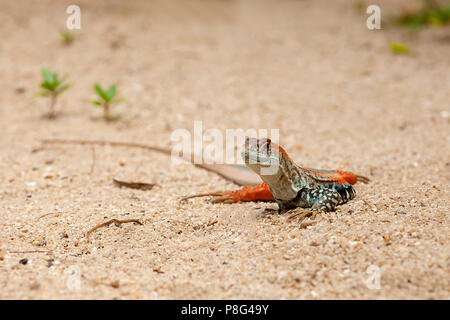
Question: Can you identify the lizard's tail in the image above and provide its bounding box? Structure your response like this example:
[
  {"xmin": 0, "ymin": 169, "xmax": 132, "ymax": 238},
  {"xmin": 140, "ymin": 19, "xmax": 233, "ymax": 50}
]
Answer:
[
  {"xmin": 335, "ymin": 170, "xmax": 370, "ymax": 185},
  {"xmin": 356, "ymin": 175, "xmax": 370, "ymax": 184}
]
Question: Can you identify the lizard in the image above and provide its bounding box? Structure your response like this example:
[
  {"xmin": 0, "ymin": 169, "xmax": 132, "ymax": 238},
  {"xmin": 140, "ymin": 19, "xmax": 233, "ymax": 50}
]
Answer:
[
  {"xmin": 42, "ymin": 138, "xmax": 368, "ymax": 214},
  {"xmin": 182, "ymin": 137, "xmax": 369, "ymax": 214}
]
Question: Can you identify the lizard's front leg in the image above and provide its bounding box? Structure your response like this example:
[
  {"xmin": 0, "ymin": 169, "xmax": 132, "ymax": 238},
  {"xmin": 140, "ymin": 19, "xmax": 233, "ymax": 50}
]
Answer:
[
  {"xmin": 278, "ymin": 187, "xmax": 341, "ymax": 215},
  {"xmin": 282, "ymin": 188, "xmax": 341, "ymax": 222},
  {"xmin": 308, "ymin": 188, "xmax": 342, "ymax": 212}
]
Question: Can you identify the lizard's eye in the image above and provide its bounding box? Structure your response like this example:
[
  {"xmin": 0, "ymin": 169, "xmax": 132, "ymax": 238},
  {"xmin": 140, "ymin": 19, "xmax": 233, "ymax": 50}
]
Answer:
[{"xmin": 258, "ymin": 139, "xmax": 271, "ymax": 155}]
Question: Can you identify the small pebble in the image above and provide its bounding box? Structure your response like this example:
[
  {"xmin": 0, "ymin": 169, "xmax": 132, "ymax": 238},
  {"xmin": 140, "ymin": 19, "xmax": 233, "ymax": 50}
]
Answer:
[
  {"xmin": 29, "ymin": 282, "xmax": 40, "ymax": 290},
  {"xmin": 15, "ymin": 86, "xmax": 26, "ymax": 94},
  {"xmin": 46, "ymin": 259, "xmax": 54, "ymax": 267}
]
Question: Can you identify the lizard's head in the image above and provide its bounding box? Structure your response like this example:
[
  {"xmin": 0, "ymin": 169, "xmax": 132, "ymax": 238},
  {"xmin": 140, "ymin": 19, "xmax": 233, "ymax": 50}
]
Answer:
[
  {"xmin": 241, "ymin": 137, "xmax": 288, "ymax": 175},
  {"xmin": 242, "ymin": 137, "xmax": 300, "ymax": 201}
]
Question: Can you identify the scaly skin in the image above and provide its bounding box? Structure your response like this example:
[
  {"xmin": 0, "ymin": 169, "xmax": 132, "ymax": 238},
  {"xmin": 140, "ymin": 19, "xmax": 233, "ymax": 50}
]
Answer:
[{"xmin": 195, "ymin": 137, "xmax": 368, "ymax": 213}]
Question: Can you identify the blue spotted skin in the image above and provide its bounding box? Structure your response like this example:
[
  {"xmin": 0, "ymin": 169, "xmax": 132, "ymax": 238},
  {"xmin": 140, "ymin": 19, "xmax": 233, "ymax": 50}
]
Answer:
[{"xmin": 275, "ymin": 184, "xmax": 355, "ymax": 213}]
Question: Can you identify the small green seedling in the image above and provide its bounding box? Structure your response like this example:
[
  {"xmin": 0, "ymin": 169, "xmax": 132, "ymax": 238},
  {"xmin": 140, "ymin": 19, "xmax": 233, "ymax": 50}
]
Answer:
[
  {"xmin": 393, "ymin": 1, "xmax": 450, "ymax": 31},
  {"xmin": 92, "ymin": 84, "xmax": 125, "ymax": 120},
  {"xmin": 37, "ymin": 68, "xmax": 71, "ymax": 118},
  {"xmin": 60, "ymin": 30, "xmax": 75, "ymax": 45},
  {"xmin": 390, "ymin": 42, "xmax": 409, "ymax": 54}
]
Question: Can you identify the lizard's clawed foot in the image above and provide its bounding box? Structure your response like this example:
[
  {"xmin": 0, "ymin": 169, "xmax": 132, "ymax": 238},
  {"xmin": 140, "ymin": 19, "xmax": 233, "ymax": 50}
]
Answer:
[
  {"xmin": 285, "ymin": 209, "xmax": 318, "ymax": 229},
  {"xmin": 286, "ymin": 208, "xmax": 318, "ymax": 222}
]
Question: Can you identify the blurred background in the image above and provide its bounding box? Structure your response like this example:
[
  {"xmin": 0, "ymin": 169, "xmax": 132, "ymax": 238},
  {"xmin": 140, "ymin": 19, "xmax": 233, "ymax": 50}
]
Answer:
[
  {"xmin": 1, "ymin": 0, "xmax": 448, "ymax": 175},
  {"xmin": 0, "ymin": 0, "xmax": 448, "ymax": 299}
]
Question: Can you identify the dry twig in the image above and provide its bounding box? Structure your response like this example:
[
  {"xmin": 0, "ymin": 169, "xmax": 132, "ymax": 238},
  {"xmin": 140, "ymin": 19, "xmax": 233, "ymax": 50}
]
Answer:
[
  {"xmin": 113, "ymin": 178, "xmax": 157, "ymax": 190},
  {"xmin": 86, "ymin": 219, "xmax": 143, "ymax": 240}
]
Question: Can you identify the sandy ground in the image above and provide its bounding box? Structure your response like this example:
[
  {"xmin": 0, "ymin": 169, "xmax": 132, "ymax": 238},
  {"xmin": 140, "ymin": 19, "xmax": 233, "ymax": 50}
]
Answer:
[{"xmin": 0, "ymin": 0, "xmax": 449, "ymax": 299}]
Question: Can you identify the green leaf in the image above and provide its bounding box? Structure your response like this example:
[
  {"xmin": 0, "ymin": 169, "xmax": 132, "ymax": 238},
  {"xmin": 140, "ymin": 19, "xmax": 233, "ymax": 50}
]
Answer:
[
  {"xmin": 91, "ymin": 100, "xmax": 102, "ymax": 106},
  {"xmin": 55, "ymin": 83, "xmax": 72, "ymax": 96},
  {"xmin": 94, "ymin": 84, "xmax": 108, "ymax": 101},
  {"xmin": 41, "ymin": 68, "xmax": 56, "ymax": 84},
  {"xmin": 105, "ymin": 85, "xmax": 116, "ymax": 101},
  {"xmin": 40, "ymin": 82, "xmax": 54, "ymax": 91},
  {"xmin": 390, "ymin": 42, "xmax": 409, "ymax": 54},
  {"xmin": 56, "ymin": 75, "xmax": 68, "ymax": 87}
]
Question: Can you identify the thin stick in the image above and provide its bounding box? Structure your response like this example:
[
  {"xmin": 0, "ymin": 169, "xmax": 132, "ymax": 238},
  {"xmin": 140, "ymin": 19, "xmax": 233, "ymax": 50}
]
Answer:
[
  {"xmin": 103, "ymin": 103, "xmax": 110, "ymax": 121},
  {"xmin": 42, "ymin": 139, "xmax": 172, "ymax": 156},
  {"xmin": 37, "ymin": 212, "xmax": 60, "ymax": 220},
  {"xmin": 7, "ymin": 250, "xmax": 52, "ymax": 254},
  {"xmin": 48, "ymin": 93, "xmax": 56, "ymax": 118},
  {"xmin": 86, "ymin": 219, "xmax": 143, "ymax": 240},
  {"xmin": 113, "ymin": 178, "xmax": 158, "ymax": 190},
  {"xmin": 180, "ymin": 192, "xmax": 225, "ymax": 201}
]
